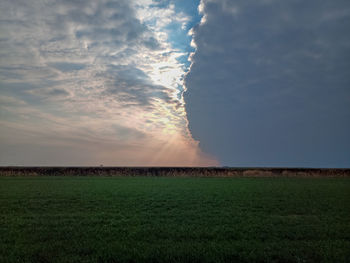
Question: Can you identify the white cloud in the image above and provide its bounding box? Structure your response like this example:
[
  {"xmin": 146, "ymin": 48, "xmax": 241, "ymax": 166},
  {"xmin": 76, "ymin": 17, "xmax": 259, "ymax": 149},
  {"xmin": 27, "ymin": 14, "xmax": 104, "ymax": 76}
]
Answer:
[{"xmin": 0, "ymin": 0, "xmax": 217, "ymax": 166}]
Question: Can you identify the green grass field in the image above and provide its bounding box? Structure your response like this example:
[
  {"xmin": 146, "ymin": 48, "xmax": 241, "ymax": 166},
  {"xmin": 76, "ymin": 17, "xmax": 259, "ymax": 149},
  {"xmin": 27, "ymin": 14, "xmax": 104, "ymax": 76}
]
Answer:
[{"xmin": 0, "ymin": 177, "xmax": 349, "ymax": 263}]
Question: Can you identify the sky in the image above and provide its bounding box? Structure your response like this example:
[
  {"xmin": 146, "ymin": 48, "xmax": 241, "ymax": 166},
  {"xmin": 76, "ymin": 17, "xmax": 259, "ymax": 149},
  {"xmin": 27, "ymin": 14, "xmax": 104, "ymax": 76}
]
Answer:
[{"xmin": 0, "ymin": 0, "xmax": 349, "ymax": 167}]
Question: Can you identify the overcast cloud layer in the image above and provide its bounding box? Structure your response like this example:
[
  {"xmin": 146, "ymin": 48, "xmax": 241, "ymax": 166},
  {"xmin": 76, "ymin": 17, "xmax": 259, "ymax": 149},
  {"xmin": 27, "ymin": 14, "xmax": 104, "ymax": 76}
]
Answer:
[
  {"xmin": 0, "ymin": 0, "xmax": 216, "ymax": 166},
  {"xmin": 185, "ymin": 0, "xmax": 350, "ymax": 167}
]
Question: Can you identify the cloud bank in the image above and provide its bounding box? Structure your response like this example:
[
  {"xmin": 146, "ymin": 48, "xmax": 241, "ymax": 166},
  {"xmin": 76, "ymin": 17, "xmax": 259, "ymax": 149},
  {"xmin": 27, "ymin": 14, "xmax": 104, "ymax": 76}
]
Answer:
[
  {"xmin": 0, "ymin": 0, "xmax": 217, "ymax": 166},
  {"xmin": 185, "ymin": 0, "xmax": 350, "ymax": 167}
]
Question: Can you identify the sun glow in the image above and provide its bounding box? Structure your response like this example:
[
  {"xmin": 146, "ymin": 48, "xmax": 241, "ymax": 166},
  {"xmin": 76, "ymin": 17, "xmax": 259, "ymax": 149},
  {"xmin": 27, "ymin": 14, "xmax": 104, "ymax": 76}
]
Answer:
[
  {"xmin": 130, "ymin": 1, "xmax": 218, "ymax": 166},
  {"xmin": 148, "ymin": 53, "xmax": 186, "ymax": 98}
]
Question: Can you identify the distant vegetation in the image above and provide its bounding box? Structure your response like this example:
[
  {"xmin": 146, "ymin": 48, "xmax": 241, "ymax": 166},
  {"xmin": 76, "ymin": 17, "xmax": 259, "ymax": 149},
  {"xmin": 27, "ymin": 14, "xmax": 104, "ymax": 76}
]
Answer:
[
  {"xmin": 0, "ymin": 176, "xmax": 349, "ymax": 262},
  {"xmin": 0, "ymin": 166, "xmax": 349, "ymax": 177}
]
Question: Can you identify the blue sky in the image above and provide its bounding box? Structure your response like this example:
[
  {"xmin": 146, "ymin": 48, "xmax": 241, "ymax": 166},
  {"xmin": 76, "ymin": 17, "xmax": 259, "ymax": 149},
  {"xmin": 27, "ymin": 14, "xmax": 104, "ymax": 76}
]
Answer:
[{"xmin": 0, "ymin": 0, "xmax": 349, "ymax": 167}]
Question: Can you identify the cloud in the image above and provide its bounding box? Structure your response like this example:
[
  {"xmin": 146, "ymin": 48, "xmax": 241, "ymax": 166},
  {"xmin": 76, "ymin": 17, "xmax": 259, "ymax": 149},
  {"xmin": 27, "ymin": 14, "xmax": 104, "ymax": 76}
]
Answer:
[
  {"xmin": 49, "ymin": 62, "xmax": 86, "ymax": 72},
  {"xmin": 184, "ymin": 0, "xmax": 350, "ymax": 167},
  {"xmin": 0, "ymin": 0, "xmax": 217, "ymax": 166}
]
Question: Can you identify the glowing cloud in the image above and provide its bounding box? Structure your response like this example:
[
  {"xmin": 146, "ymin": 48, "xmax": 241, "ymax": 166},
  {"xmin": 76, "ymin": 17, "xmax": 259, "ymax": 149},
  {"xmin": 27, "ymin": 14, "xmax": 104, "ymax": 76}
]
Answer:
[{"xmin": 0, "ymin": 0, "xmax": 217, "ymax": 166}]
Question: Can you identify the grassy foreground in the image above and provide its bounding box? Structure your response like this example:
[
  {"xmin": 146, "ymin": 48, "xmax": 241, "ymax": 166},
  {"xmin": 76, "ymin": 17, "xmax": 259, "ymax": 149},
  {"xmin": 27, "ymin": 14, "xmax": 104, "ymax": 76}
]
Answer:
[{"xmin": 0, "ymin": 177, "xmax": 349, "ymax": 263}]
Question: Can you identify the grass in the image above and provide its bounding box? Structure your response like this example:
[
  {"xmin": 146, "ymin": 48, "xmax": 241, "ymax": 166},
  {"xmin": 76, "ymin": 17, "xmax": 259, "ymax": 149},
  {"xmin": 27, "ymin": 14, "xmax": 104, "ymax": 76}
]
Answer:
[{"xmin": 0, "ymin": 176, "xmax": 349, "ymax": 263}]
